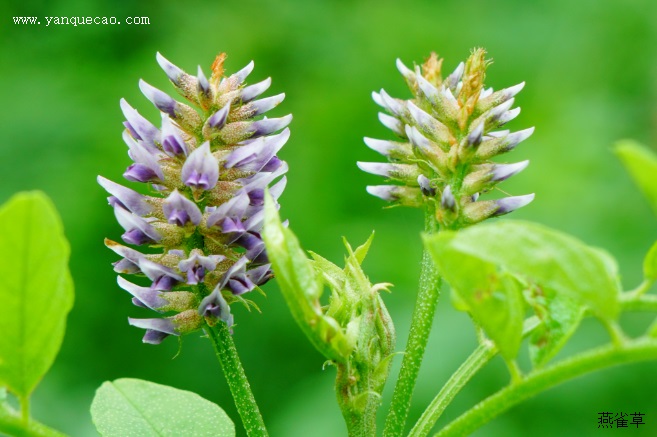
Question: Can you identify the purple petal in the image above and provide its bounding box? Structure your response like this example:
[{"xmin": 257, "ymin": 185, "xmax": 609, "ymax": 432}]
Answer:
[
  {"xmin": 97, "ymin": 176, "xmax": 153, "ymax": 216},
  {"xmin": 246, "ymin": 264, "xmax": 273, "ymax": 286},
  {"xmin": 139, "ymin": 80, "xmax": 177, "ymax": 118},
  {"xmin": 207, "ymin": 100, "xmax": 231, "ymax": 130},
  {"xmin": 441, "ymin": 185, "xmax": 456, "ymax": 211},
  {"xmin": 181, "ymin": 142, "xmax": 219, "ymax": 190},
  {"xmin": 161, "ymin": 114, "xmax": 188, "ymax": 157},
  {"xmin": 151, "ymin": 275, "xmax": 179, "ymax": 291},
  {"xmin": 117, "ymin": 277, "xmax": 168, "ymax": 311},
  {"xmin": 206, "ymin": 191, "xmax": 250, "ymax": 228},
  {"xmin": 232, "ymin": 61, "xmax": 254, "ymax": 85},
  {"xmin": 179, "ymin": 251, "xmax": 225, "ymax": 285},
  {"xmin": 113, "ymin": 258, "xmax": 141, "ymax": 274},
  {"xmin": 120, "ymin": 99, "xmax": 161, "ymax": 149},
  {"xmin": 494, "ymin": 193, "xmax": 535, "ymax": 216},
  {"xmin": 197, "ymin": 65, "xmax": 210, "ymax": 97},
  {"xmin": 249, "ymin": 93, "xmax": 285, "ymax": 116},
  {"xmin": 198, "ymin": 289, "xmax": 234, "ymax": 327},
  {"xmin": 163, "ymin": 189, "xmax": 202, "ymax": 226},
  {"xmin": 490, "ymin": 160, "xmax": 529, "ymax": 182},
  {"xmin": 378, "ymin": 112, "xmax": 405, "ymax": 137},
  {"xmin": 128, "ymin": 317, "xmax": 178, "ymax": 344},
  {"xmin": 225, "ymin": 128, "xmax": 289, "ymax": 172},
  {"xmin": 138, "ymin": 258, "xmax": 183, "ymax": 288},
  {"xmin": 156, "ymin": 52, "xmax": 185, "ymax": 86},
  {"xmin": 260, "ymin": 156, "xmax": 283, "ymax": 172},
  {"xmin": 250, "ymin": 114, "xmax": 293, "ymax": 137},
  {"xmin": 240, "ymin": 77, "xmax": 271, "ymax": 102},
  {"xmin": 114, "ymin": 206, "xmax": 161, "ymax": 244}
]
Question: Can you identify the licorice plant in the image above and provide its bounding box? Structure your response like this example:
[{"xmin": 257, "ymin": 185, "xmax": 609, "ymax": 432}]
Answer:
[{"xmin": 2, "ymin": 48, "xmax": 657, "ymax": 437}]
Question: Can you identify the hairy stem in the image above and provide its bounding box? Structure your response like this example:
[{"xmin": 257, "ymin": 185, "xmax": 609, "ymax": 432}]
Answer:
[
  {"xmin": 206, "ymin": 323, "xmax": 268, "ymax": 437},
  {"xmin": 435, "ymin": 338, "xmax": 657, "ymax": 437},
  {"xmin": 336, "ymin": 364, "xmax": 378, "ymax": 437},
  {"xmin": 408, "ymin": 342, "xmax": 496, "ymax": 437},
  {"xmin": 0, "ymin": 404, "xmax": 68, "ymax": 437},
  {"xmin": 383, "ymin": 209, "xmax": 441, "ymax": 437}
]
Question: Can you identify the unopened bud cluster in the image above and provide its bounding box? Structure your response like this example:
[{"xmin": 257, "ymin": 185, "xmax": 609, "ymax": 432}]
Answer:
[
  {"xmin": 359, "ymin": 49, "xmax": 534, "ymax": 229},
  {"xmin": 99, "ymin": 53, "xmax": 290, "ymax": 344}
]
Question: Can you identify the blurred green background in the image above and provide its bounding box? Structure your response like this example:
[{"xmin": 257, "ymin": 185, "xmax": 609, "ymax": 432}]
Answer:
[{"xmin": 2, "ymin": 0, "xmax": 657, "ymax": 435}]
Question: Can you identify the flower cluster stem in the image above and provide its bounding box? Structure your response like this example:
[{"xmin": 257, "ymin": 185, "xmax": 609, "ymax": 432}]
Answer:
[
  {"xmin": 206, "ymin": 323, "xmax": 268, "ymax": 437},
  {"xmin": 383, "ymin": 209, "xmax": 441, "ymax": 437},
  {"xmin": 408, "ymin": 342, "xmax": 495, "ymax": 437},
  {"xmin": 435, "ymin": 338, "xmax": 657, "ymax": 437}
]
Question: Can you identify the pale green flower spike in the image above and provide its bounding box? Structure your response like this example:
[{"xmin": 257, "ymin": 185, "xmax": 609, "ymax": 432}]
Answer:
[{"xmin": 360, "ymin": 49, "xmax": 534, "ymax": 230}]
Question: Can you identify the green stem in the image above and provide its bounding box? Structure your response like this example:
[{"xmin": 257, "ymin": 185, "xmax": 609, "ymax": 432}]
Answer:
[
  {"xmin": 619, "ymin": 292, "xmax": 657, "ymax": 312},
  {"xmin": 383, "ymin": 210, "xmax": 441, "ymax": 437},
  {"xmin": 629, "ymin": 279, "xmax": 653, "ymax": 297},
  {"xmin": 408, "ymin": 342, "xmax": 496, "ymax": 437},
  {"xmin": 0, "ymin": 404, "xmax": 68, "ymax": 437},
  {"xmin": 335, "ymin": 364, "xmax": 378, "ymax": 437},
  {"xmin": 20, "ymin": 395, "xmax": 29, "ymax": 426},
  {"xmin": 206, "ymin": 323, "xmax": 268, "ymax": 437},
  {"xmin": 434, "ymin": 338, "xmax": 657, "ymax": 437}
]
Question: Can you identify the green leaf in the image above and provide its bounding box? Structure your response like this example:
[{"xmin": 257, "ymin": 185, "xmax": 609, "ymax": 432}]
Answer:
[
  {"xmin": 91, "ymin": 378, "xmax": 234, "ymax": 437},
  {"xmin": 262, "ymin": 193, "xmax": 353, "ymax": 362},
  {"xmin": 526, "ymin": 287, "xmax": 584, "ymax": 367},
  {"xmin": 614, "ymin": 140, "xmax": 657, "ymax": 217},
  {"xmin": 644, "ymin": 240, "xmax": 657, "ymax": 281},
  {"xmin": 427, "ymin": 220, "xmax": 620, "ymax": 320},
  {"xmin": 424, "ymin": 232, "xmax": 525, "ymax": 360},
  {"xmin": 0, "ymin": 192, "xmax": 74, "ymax": 397}
]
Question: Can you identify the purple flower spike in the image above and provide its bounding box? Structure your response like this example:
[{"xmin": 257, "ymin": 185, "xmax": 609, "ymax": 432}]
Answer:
[
  {"xmin": 139, "ymin": 79, "xmax": 178, "ymax": 118},
  {"xmin": 104, "ymin": 53, "xmax": 291, "ymax": 342},
  {"xmin": 128, "ymin": 317, "xmax": 178, "ymax": 344},
  {"xmin": 225, "ymin": 128, "xmax": 289, "ymax": 172},
  {"xmin": 163, "ymin": 189, "xmax": 202, "ymax": 226},
  {"xmin": 198, "ymin": 289, "xmax": 234, "ymax": 327},
  {"xmin": 114, "ymin": 206, "xmax": 161, "ymax": 245},
  {"xmin": 117, "ymin": 277, "xmax": 169, "ymax": 311},
  {"xmin": 161, "ymin": 114, "xmax": 188, "ymax": 156},
  {"xmin": 181, "ymin": 142, "xmax": 219, "ymax": 190},
  {"xmin": 97, "ymin": 176, "xmax": 153, "ymax": 216}
]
